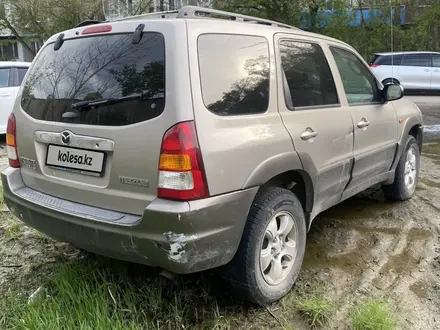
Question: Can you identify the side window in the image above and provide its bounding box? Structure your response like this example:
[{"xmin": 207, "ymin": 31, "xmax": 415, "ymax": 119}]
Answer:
[
  {"xmin": 401, "ymin": 54, "xmax": 430, "ymax": 67},
  {"xmin": 0, "ymin": 68, "xmax": 10, "ymax": 88},
  {"xmin": 198, "ymin": 34, "xmax": 270, "ymax": 116},
  {"xmin": 432, "ymin": 54, "xmax": 440, "ymax": 68},
  {"xmin": 17, "ymin": 67, "xmax": 28, "ymax": 85},
  {"xmin": 279, "ymin": 40, "xmax": 338, "ymax": 108},
  {"xmin": 331, "ymin": 47, "xmax": 381, "ymax": 105},
  {"xmin": 376, "ymin": 55, "xmax": 403, "ymax": 66}
]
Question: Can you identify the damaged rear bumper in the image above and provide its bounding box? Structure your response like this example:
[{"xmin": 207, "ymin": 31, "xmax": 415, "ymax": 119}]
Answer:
[{"xmin": 2, "ymin": 167, "xmax": 258, "ymax": 274}]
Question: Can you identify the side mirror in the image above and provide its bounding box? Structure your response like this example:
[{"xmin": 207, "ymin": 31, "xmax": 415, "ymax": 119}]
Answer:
[{"xmin": 383, "ymin": 83, "xmax": 404, "ymax": 102}]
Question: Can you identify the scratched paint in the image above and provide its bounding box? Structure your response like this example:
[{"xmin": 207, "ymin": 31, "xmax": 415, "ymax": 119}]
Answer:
[{"xmin": 163, "ymin": 232, "xmax": 198, "ymax": 263}]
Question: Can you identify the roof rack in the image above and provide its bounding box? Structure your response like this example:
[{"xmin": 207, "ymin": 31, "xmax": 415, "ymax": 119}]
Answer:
[
  {"xmin": 113, "ymin": 9, "xmax": 180, "ymax": 22},
  {"xmin": 114, "ymin": 6, "xmax": 299, "ymax": 30}
]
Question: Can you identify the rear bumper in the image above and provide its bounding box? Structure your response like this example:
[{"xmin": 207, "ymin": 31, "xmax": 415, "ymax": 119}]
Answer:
[{"xmin": 2, "ymin": 167, "xmax": 258, "ymax": 274}]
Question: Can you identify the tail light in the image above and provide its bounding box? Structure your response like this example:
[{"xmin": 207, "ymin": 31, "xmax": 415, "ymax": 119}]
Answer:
[
  {"xmin": 6, "ymin": 113, "xmax": 20, "ymax": 168},
  {"xmin": 370, "ymin": 64, "xmax": 380, "ymax": 68},
  {"xmin": 157, "ymin": 121, "xmax": 209, "ymax": 201}
]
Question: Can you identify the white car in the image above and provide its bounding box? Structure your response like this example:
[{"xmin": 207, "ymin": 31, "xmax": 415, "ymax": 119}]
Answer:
[
  {"xmin": 0, "ymin": 61, "xmax": 31, "ymax": 134},
  {"xmin": 370, "ymin": 51, "xmax": 440, "ymax": 92}
]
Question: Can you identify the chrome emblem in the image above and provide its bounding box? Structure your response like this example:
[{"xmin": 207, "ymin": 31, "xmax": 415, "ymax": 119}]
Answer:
[{"xmin": 61, "ymin": 131, "xmax": 71, "ymax": 145}]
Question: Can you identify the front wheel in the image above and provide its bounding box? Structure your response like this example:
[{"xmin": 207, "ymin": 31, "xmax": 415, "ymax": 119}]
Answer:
[
  {"xmin": 383, "ymin": 135, "xmax": 420, "ymax": 201},
  {"xmin": 224, "ymin": 187, "xmax": 307, "ymax": 305}
]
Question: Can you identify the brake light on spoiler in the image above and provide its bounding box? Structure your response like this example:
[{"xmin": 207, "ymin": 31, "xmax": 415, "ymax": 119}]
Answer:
[{"xmin": 82, "ymin": 25, "xmax": 112, "ymax": 35}]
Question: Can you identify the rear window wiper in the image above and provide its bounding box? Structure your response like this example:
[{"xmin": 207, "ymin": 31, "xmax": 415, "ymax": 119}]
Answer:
[{"xmin": 71, "ymin": 92, "xmax": 150, "ymax": 111}]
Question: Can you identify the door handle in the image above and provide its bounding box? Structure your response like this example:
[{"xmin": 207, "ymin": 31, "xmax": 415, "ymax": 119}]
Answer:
[
  {"xmin": 300, "ymin": 128, "xmax": 318, "ymax": 141},
  {"xmin": 434, "ymin": 69, "xmax": 440, "ymax": 72},
  {"xmin": 425, "ymin": 69, "xmax": 431, "ymax": 72},
  {"xmin": 357, "ymin": 118, "xmax": 370, "ymax": 129}
]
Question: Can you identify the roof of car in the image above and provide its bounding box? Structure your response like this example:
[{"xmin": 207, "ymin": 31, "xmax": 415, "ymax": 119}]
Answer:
[
  {"xmin": 375, "ymin": 51, "xmax": 440, "ymax": 56},
  {"xmin": 69, "ymin": 6, "xmax": 350, "ymax": 49},
  {"xmin": 0, "ymin": 61, "xmax": 31, "ymax": 67}
]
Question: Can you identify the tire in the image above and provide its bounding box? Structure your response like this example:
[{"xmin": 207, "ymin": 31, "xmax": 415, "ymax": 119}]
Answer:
[
  {"xmin": 224, "ymin": 186, "xmax": 307, "ymax": 305},
  {"xmin": 382, "ymin": 78, "xmax": 400, "ymax": 85},
  {"xmin": 383, "ymin": 135, "xmax": 420, "ymax": 201}
]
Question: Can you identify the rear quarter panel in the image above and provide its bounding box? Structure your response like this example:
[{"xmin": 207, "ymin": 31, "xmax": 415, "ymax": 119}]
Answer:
[{"xmin": 186, "ymin": 21, "xmax": 296, "ymax": 195}]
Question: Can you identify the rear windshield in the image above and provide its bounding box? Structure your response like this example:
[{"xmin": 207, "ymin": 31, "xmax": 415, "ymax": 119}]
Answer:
[{"xmin": 21, "ymin": 32, "xmax": 165, "ymax": 126}]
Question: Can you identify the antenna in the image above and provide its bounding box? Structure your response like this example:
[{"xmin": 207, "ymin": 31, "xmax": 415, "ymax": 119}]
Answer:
[{"xmin": 390, "ymin": 0, "xmax": 394, "ymax": 83}]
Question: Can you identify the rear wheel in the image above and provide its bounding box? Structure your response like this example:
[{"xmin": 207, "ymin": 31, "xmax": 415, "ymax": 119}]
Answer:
[
  {"xmin": 383, "ymin": 135, "xmax": 420, "ymax": 201},
  {"xmin": 225, "ymin": 186, "xmax": 307, "ymax": 305}
]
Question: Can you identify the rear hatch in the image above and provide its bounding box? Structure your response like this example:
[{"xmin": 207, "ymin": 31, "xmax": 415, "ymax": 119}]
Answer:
[{"xmin": 14, "ymin": 20, "xmax": 193, "ymax": 215}]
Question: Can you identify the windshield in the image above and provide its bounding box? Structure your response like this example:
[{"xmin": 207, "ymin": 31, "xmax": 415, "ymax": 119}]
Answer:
[{"xmin": 21, "ymin": 32, "xmax": 165, "ymax": 126}]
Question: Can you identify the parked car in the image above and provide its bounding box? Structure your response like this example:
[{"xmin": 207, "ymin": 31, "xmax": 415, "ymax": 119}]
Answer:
[
  {"xmin": 2, "ymin": 6, "xmax": 423, "ymax": 305},
  {"xmin": 370, "ymin": 51, "xmax": 440, "ymax": 93},
  {"xmin": 0, "ymin": 61, "xmax": 30, "ymax": 134}
]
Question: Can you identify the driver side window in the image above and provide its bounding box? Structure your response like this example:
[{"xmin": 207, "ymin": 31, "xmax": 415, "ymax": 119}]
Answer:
[{"xmin": 330, "ymin": 47, "xmax": 381, "ymax": 105}]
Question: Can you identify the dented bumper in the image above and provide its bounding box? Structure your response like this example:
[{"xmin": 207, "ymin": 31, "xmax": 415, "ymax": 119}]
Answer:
[{"xmin": 2, "ymin": 167, "xmax": 258, "ymax": 274}]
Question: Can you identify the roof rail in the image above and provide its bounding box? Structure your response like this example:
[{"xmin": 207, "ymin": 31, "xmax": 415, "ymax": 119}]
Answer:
[
  {"xmin": 113, "ymin": 9, "xmax": 180, "ymax": 22},
  {"xmin": 114, "ymin": 6, "xmax": 299, "ymax": 30},
  {"xmin": 177, "ymin": 6, "xmax": 299, "ymax": 30}
]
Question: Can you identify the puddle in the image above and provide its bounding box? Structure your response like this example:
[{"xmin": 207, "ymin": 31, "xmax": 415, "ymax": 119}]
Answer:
[
  {"xmin": 420, "ymin": 178, "xmax": 440, "ymax": 189},
  {"xmin": 379, "ymin": 246, "xmax": 419, "ymax": 275},
  {"xmin": 423, "ymin": 125, "xmax": 440, "ymax": 133},
  {"xmin": 410, "ymin": 280, "xmax": 429, "ymax": 299},
  {"xmin": 303, "ymin": 240, "xmax": 370, "ymax": 274},
  {"xmin": 407, "ymin": 228, "xmax": 433, "ymax": 242}
]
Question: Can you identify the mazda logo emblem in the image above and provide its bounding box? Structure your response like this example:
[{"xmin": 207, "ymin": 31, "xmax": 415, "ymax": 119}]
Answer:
[{"xmin": 61, "ymin": 131, "xmax": 71, "ymax": 145}]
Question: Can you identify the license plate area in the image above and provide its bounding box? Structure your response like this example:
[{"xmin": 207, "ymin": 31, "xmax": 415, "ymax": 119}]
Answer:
[{"xmin": 45, "ymin": 145, "xmax": 105, "ymax": 177}]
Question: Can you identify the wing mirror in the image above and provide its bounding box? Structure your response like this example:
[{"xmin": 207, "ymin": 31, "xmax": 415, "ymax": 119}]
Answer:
[{"xmin": 383, "ymin": 83, "xmax": 404, "ymax": 102}]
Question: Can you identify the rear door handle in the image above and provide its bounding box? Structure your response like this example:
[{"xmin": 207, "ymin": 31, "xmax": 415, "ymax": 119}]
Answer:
[
  {"xmin": 300, "ymin": 128, "xmax": 318, "ymax": 141},
  {"xmin": 425, "ymin": 69, "xmax": 431, "ymax": 72},
  {"xmin": 357, "ymin": 118, "xmax": 370, "ymax": 129}
]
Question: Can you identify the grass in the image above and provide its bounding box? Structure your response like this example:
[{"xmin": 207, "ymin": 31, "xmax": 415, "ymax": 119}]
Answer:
[
  {"xmin": 282, "ymin": 279, "xmax": 335, "ymax": 328},
  {"xmin": 4, "ymin": 221, "xmax": 21, "ymax": 239},
  {"xmin": 0, "ymin": 257, "xmax": 255, "ymax": 329},
  {"xmin": 351, "ymin": 299, "xmax": 397, "ymax": 330},
  {"xmin": 422, "ymin": 142, "xmax": 440, "ymax": 155},
  {"xmin": 294, "ymin": 297, "xmax": 335, "ymax": 327}
]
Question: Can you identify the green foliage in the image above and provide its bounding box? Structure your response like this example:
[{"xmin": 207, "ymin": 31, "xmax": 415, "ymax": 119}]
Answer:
[
  {"xmin": 213, "ymin": 0, "xmax": 440, "ymax": 60},
  {"xmin": 295, "ymin": 297, "xmax": 335, "ymax": 327},
  {"xmin": 351, "ymin": 299, "xmax": 397, "ymax": 330}
]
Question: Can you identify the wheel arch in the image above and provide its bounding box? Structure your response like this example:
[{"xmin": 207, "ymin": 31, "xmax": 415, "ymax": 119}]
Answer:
[
  {"xmin": 382, "ymin": 77, "xmax": 400, "ymax": 85},
  {"xmin": 242, "ymin": 152, "xmax": 315, "ymax": 228},
  {"xmin": 391, "ymin": 117, "xmax": 423, "ymax": 171}
]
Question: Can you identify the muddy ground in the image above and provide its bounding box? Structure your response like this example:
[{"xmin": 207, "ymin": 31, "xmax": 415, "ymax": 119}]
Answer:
[{"xmin": 0, "ymin": 100, "xmax": 440, "ymax": 329}]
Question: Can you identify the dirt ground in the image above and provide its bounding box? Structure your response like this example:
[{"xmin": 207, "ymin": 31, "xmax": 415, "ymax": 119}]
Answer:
[
  {"xmin": 302, "ymin": 143, "xmax": 440, "ymax": 329},
  {"xmin": 1, "ymin": 102, "xmax": 440, "ymax": 329}
]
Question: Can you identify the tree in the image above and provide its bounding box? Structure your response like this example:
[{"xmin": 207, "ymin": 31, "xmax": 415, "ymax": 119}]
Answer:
[
  {"xmin": 212, "ymin": 0, "xmax": 303, "ymax": 26},
  {"xmin": 0, "ymin": 0, "xmax": 156, "ymax": 60}
]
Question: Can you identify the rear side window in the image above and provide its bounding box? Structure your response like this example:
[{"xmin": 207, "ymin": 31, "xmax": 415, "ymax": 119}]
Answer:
[
  {"xmin": 433, "ymin": 54, "xmax": 440, "ymax": 67},
  {"xmin": 198, "ymin": 34, "xmax": 270, "ymax": 116},
  {"xmin": 17, "ymin": 67, "xmax": 28, "ymax": 85},
  {"xmin": 401, "ymin": 54, "xmax": 430, "ymax": 67},
  {"xmin": 21, "ymin": 32, "xmax": 165, "ymax": 126},
  {"xmin": 0, "ymin": 68, "xmax": 10, "ymax": 88},
  {"xmin": 279, "ymin": 40, "xmax": 338, "ymax": 108},
  {"xmin": 373, "ymin": 55, "xmax": 403, "ymax": 66}
]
